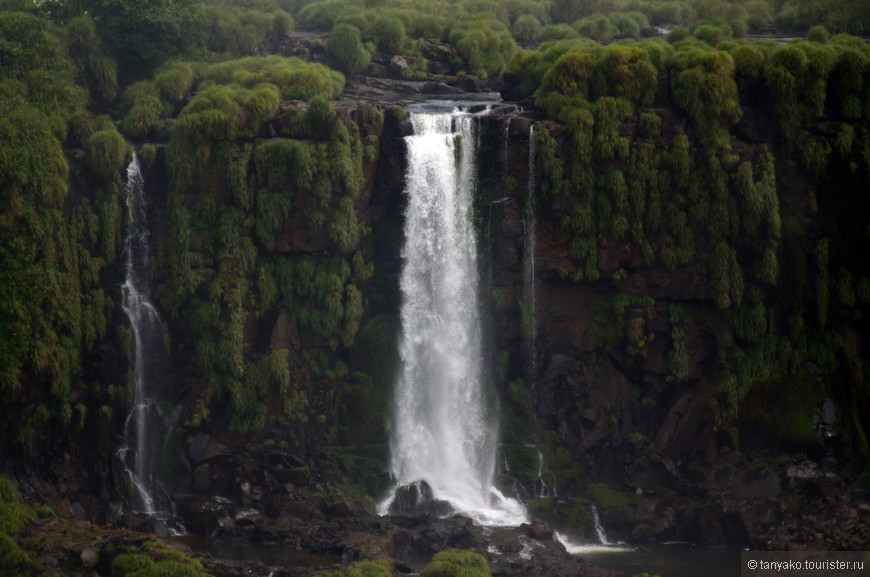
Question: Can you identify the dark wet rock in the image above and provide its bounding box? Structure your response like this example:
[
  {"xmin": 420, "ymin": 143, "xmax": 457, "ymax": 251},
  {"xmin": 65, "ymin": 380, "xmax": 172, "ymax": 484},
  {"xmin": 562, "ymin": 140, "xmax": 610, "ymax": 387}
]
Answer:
[
  {"xmin": 388, "ymin": 481, "xmax": 453, "ymax": 517},
  {"xmin": 488, "ymin": 538, "xmax": 628, "ymax": 577},
  {"xmin": 523, "ymin": 518, "xmax": 554, "ymax": 541}
]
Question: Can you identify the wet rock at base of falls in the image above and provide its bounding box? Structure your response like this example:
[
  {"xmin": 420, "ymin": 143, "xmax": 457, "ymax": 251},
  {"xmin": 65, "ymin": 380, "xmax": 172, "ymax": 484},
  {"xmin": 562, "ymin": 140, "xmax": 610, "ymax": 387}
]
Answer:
[{"xmin": 388, "ymin": 481, "xmax": 453, "ymax": 516}]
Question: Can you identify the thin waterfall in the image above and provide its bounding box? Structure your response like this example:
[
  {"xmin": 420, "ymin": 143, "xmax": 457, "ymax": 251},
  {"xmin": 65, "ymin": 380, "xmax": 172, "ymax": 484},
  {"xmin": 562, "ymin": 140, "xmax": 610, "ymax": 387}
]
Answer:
[
  {"xmin": 522, "ymin": 124, "xmax": 537, "ymax": 390},
  {"xmin": 119, "ymin": 152, "xmax": 165, "ymax": 514},
  {"xmin": 503, "ymin": 116, "xmax": 512, "ymax": 168},
  {"xmin": 381, "ymin": 106, "xmax": 525, "ymax": 526},
  {"xmin": 591, "ymin": 504, "xmax": 612, "ymax": 545}
]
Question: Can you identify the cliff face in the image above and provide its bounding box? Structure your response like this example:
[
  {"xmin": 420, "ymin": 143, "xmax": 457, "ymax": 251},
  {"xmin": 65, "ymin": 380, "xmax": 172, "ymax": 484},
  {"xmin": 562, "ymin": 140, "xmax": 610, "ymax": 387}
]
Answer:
[
  {"xmin": 6, "ymin": 56, "xmax": 869, "ymax": 552},
  {"xmin": 479, "ymin": 94, "xmax": 870, "ymax": 546}
]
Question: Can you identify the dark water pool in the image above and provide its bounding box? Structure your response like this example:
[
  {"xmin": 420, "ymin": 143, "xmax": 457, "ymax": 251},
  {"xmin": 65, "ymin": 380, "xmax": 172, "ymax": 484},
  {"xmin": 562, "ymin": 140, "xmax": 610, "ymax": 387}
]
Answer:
[
  {"xmin": 169, "ymin": 535, "xmax": 335, "ymax": 568},
  {"xmin": 565, "ymin": 541, "xmax": 741, "ymax": 577}
]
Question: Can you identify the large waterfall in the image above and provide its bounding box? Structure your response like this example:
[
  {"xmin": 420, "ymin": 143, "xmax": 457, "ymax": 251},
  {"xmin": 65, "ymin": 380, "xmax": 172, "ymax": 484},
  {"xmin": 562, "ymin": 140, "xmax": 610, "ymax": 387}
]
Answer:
[
  {"xmin": 119, "ymin": 153, "xmax": 165, "ymax": 514},
  {"xmin": 381, "ymin": 106, "xmax": 525, "ymax": 526}
]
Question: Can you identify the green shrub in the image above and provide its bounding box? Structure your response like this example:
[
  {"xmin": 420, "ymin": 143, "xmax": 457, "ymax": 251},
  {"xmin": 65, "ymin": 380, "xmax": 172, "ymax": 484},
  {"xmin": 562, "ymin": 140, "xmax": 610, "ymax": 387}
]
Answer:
[
  {"xmin": 573, "ymin": 14, "xmax": 618, "ymax": 42},
  {"xmin": 731, "ymin": 44, "xmax": 766, "ymax": 79},
  {"xmin": 807, "ymin": 25, "xmax": 830, "ymax": 43},
  {"xmin": 330, "ymin": 23, "xmax": 371, "ymax": 74},
  {"xmin": 638, "ymin": 111, "xmax": 661, "ymax": 137},
  {"xmin": 198, "ymin": 4, "xmax": 274, "ymax": 56},
  {"xmin": 513, "ymin": 15, "xmax": 542, "ymax": 44},
  {"xmin": 541, "ymin": 23, "xmax": 578, "ymax": 41},
  {"xmin": 154, "ymin": 63, "xmax": 194, "ymax": 106},
  {"xmin": 651, "ymin": 2, "xmax": 696, "ymax": 26},
  {"xmin": 273, "ymin": 10, "xmax": 295, "ymax": 37},
  {"xmin": 346, "ymin": 559, "xmax": 391, "ymax": 577},
  {"xmin": 0, "ymin": 478, "xmax": 36, "ymax": 536},
  {"xmin": 307, "ymin": 95, "xmax": 336, "ymax": 134},
  {"xmin": 0, "ymin": 534, "xmax": 43, "ymax": 577},
  {"xmin": 693, "ymin": 23, "xmax": 728, "ymax": 46},
  {"xmin": 122, "ymin": 95, "xmax": 166, "ymax": 138},
  {"xmin": 299, "ymin": 0, "xmax": 352, "ymax": 30},
  {"xmin": 608, "ymin": 12, "xmax": 641, "ymax": 38},
  {"xmin": 87, "ymin": 129, "xmax": 129, "ymax": 181},
  {"xmin": 372, "ymin": 16, "xmax": 405, "ymax": 53},
  {"xmin": 422, "ymin": 550, "xmax": 492, "ymax": 577},
  {"xmin": 111, "ymin": 553, "xmax": 155, "ymax": 577},
  {"xmin": 667, "ymin": 26, "xmax": 690, "ymax": 43},
  {"xmin": 66, "ymin": 109, "xmax": 95, "ymax": 148},
  {"xmin": 448, "ymin": 18, "xmax": 516, "ymax": 79},
  {"xmin": 205, "ymin": 56, "xmax": 345, "ymax": 101}
]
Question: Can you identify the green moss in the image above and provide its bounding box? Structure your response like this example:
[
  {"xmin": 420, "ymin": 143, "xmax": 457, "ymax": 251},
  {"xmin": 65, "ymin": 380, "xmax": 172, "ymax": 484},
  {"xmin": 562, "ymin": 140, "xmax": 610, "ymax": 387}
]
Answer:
[
  {"xmin": 422, "ymin": 550, "xmax": 491, "ymax": 577},
  {"xmin": 528, "ymin": 497, "xmax": 593, "ymax": 537},
  {"xmin": 584, "ymin": 483, "xmax": 639, "ymax": 520},
  {"xmin": 0, "ymin": 478, "xmax": 36, "ymax": 536},
  {"xmin": 0, "ymin": 533, "xmax": 43, "ymax": 577}
]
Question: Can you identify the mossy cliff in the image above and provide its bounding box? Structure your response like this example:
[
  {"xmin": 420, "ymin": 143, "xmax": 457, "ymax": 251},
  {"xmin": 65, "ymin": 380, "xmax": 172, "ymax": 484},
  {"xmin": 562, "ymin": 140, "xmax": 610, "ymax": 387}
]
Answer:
[
  {"xmin": 487, "ymin": 34, "xmax": 870, "ymax": 546},
  {"xmin": 2, "ymin": 0, "xmax": 870, "ymax": 555}
]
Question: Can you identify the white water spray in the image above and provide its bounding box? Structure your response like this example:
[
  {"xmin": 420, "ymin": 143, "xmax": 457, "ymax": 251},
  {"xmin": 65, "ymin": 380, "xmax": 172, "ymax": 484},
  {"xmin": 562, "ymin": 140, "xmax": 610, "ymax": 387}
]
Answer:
[
  {"xmin": 119, "ymin": 153, "xmax": 164, "ymax": 514},
  {"xmin": 381, "ymin": 107, "xmax": 525, "ymax": 526}
]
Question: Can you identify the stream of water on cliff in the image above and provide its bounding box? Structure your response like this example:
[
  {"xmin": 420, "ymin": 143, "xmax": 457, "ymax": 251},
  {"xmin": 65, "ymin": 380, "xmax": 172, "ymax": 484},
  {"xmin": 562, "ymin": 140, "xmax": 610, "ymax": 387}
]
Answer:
[
  {"xmin": 523, "ymin": 123, "xmax": 537, "ymax": 392},
  {"xmin": 119, "ymin": 153, "xmax": 165, "ymax": 514},
  {"xmin": 380, "ymin": 104, "xmax": 526, "ymax": 526}
]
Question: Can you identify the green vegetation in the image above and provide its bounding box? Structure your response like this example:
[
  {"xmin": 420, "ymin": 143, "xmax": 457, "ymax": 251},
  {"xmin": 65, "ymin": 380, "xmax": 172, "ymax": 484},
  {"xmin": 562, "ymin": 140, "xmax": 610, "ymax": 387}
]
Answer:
[
  {"xmin": 0, "ymin": 0, "xmax": 869, "ymax": 519},
  {"xmin": 110, "ymin": 547, "xmax": 210, "ymax": 577},
  {"xmin": 0, "ymin": 477, "xmax": 43, "ymax": 576},
  {"xmin": 508, "ymin": 23, "xmax": 870, "ymax": 460},
  {"xmin": 422, "ymin": 550, "xmax": 492, "ymax": 577}
]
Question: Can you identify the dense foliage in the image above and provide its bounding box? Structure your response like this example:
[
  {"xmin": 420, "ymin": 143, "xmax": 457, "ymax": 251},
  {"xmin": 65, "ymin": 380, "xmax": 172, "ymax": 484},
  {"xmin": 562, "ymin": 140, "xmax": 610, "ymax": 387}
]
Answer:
[
  {"xmin": 1, "ymin": 0, "xmax": 869, "ymax": 510},
  {"xmin": 505, "ymin": 28, "xmax": 870, "ymax": 461},
  {"xmin": 0, "ymin": 10, "xmax": 123, "ymax": 451}
]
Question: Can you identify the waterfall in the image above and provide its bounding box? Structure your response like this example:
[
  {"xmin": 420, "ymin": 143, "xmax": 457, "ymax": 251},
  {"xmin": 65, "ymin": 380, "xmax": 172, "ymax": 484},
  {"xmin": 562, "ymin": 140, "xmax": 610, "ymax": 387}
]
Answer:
[
  {"xmin": 591, "ymin": 504, "xmax": 612, "ymax": 545},
  {"xmin": 522, "ymin": 124, "xmax": 537, "ymax": 389},
  {"xmin": 119, "ymin": 153, "xmax": 165, "ymax": 515},
  {"xmin": 381, "ymin": 106, "xmax": 525, "ymax": 526}
]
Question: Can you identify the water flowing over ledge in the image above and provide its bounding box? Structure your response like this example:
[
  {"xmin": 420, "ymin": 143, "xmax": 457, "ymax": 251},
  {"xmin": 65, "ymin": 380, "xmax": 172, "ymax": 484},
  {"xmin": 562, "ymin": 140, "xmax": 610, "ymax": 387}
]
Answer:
[
  {"xmin": 119, "ymin": 153, "xmax": 165, "ymax": 515},
  {"xmin": 379, "ymin": 104, "xmax": 526, "ymax": 527}
]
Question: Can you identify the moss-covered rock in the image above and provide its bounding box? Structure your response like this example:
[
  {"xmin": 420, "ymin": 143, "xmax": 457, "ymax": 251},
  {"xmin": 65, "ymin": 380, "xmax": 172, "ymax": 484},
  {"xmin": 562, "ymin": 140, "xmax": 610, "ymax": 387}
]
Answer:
[{"xmin": 421, "ymin": 550, "xmax": 491, "ymax": 577}]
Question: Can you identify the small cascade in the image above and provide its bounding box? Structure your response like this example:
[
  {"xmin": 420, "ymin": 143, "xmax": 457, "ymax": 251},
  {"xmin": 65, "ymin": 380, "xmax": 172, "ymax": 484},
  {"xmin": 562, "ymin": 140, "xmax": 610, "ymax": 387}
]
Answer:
[
  {"xmin": 503, "ymin": 116, "xmax": 512, "ymax": 169},
  {"xmin": 591, "ymin": 504, "xmax": 612, "ymax": 545},
  {"xmin": 119, "ymin": 152, "xmax": 166, "ymax": 515},
  {"xmin": 535, "ymin": 449, "xmax": 549, "ymax": 498},
  {"xmin": 522, "ymin": 124, "xmax": 537, "ymax": 389},
  {"xmin": 381, "ymin": 104, "xmax": 525, "ymax": 527}
]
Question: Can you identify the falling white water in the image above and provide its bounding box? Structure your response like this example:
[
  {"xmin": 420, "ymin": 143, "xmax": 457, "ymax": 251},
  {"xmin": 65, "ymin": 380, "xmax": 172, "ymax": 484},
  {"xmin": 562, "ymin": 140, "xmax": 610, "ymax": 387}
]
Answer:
[
  {"xmin": 522, "ymin": 124, "xmax": 537, "ymax": 389},
  {"xmin": 591, "ymin": 504, "xmax": 611, "ymax": 545},
  {"xmin": 381, "ymin": 107, "xmax": 526, "ymax": 526},
  {"xmin": 535, "ymin": 448, "xmax": 551, "ymax": 498},
  {"xmin": 119, "ymin": 152, "xmax": 164, "ymax": 515}
]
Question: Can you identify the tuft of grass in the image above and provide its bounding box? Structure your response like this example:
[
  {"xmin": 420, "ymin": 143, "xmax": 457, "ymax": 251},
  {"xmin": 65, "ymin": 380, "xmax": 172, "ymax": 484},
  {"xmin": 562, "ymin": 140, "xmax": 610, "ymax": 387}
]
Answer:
[
  {"xmin": 422, "ymin": 550, "xmax": 492, "ymax": 577},
  {"xmin": 87, "ymin": 129, "xmax": 129, "ymax": 181}
]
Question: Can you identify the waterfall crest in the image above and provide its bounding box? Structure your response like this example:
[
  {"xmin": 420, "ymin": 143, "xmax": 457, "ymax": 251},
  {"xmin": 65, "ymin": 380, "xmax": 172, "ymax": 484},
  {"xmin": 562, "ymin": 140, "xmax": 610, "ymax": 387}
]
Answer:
[
  {"xmin": 119, "ymin": 153, "xmax": 165, "ymax": 514},
  {"xmin": 381, "ymin": 107, "xmax": 525, "ymax": 526}
]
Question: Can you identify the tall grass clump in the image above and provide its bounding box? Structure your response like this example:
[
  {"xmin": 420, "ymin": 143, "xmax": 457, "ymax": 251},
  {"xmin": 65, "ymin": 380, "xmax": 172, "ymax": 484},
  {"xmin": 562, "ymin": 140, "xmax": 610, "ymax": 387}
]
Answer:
[{"xmin": 329, "ymin": 22, "xmax": 371, "ymax": 74}]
